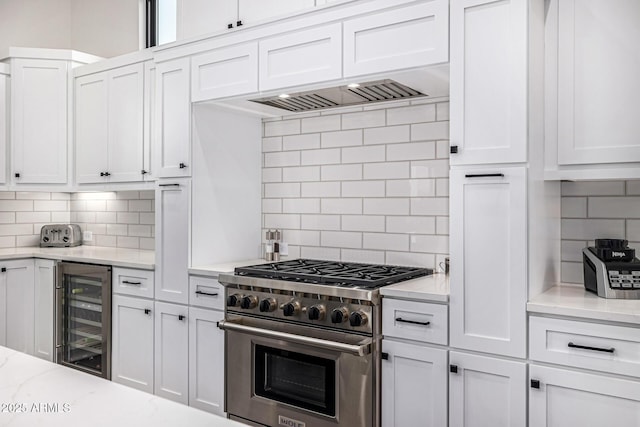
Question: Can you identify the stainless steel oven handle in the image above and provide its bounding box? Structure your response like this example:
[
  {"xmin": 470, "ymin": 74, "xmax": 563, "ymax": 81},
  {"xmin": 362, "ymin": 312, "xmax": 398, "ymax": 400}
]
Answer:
[{"xmin": 217, "ymin": 320, "xmax": 371, "ymax": 357}]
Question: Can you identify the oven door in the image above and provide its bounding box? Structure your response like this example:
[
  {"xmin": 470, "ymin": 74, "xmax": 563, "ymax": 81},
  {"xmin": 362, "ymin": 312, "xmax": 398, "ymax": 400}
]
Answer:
[{"xmin": 220, "ymin": 314, "xmax": 374, "ymax": 427}]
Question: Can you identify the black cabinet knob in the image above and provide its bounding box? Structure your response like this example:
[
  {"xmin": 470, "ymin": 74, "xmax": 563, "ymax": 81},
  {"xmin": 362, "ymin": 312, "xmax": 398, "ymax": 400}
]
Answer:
[
  {"xmin": 450, "ymin": 364, "xmax": 458, "ymax": 374},
  {"xmin": 381, "ymin": 352, "xmax": 389, "ymax": 360},
  {"xmin": 1, "ymin": 267, "xmax": 6, "ymax": 273},
  {"xmin": 450, "ymin": 145, "xmax": 459, "ymax": 154},
  {"xmin": 14, "ymin": 173, "xmax": 20, "ymax": 178},
  {"xmin": 530, "ymin": 379, "xmax": 541, "ymax": 389},
  {"xmin": 144, "ymin": 308, "xmax": 151, "ymax": 315},
  {"xmin": 141, "ymin": 170, "xmax": 148, "ymax": 175},
  {"xmin": 179, "ymin": 162, "xmax": 187, "ymax": 169},
  {"xmin": 178, "ymin": 315, "xmax": 185, "ymax": 321},
  {"xmin": 227, "ymin": 23, "xmax": 233, "ymax": 29},
  {"xmin": 236, "ymin": 20, "xmax": 243, "ymax": 27}
]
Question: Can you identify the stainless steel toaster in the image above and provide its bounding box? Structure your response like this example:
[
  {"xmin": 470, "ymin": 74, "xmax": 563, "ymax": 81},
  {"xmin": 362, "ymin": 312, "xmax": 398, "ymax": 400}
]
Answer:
[{"xmin": 40, "ymin": 224, "xmax": 83, "ymax": 247}]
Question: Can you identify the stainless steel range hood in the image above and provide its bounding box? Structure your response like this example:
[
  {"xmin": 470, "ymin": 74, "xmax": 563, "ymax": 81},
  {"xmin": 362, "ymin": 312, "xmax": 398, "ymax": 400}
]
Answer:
[{"xmin": 249, "ymin": 79, "xmax": 426, "ymax": 112}]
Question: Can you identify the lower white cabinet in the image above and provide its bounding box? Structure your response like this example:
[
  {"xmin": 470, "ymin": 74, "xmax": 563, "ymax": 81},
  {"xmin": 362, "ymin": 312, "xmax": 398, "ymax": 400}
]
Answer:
[
  {"xmin": 449, "ymin": 351, "xmax": 526, "ymax": 427},
  {"xmin": 154, "ymin": 301, "xmax": 189, "ymax": 404},
  {"xmin": 530, "ymin": 364, "xmax": 640, "ymax": 427},
  {"xmin": 112, "ymin": 294, "xmax": 154, "ymax": 393},
  {"xmin": 0, "ymin": 259, "xmax": 35, "ymax": 354},
  {"xmin": 33, "ymin": 259, "xmax": 55, "ymax": 361},
  {"xmin": 381, "ymin": 339, "xmax": 447, "ymax": 427},
  {"xmin": 188, "ymin": 306, "xmax": 225, "ymax": 415}
]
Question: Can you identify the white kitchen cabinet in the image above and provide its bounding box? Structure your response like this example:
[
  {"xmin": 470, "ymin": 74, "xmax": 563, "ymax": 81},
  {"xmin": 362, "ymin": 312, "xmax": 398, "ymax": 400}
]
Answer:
[
  {"xmin": 449, "ymin": 167, "xmax": 527, "ymax": 358},
  {"xmin": 188, "ymin": 306, "xmax": 224, "ymax": 415},
  {"xmin": 238, "ymin": 0, "xmax": 315, "ymax": 25},
  {"xmin": 155, "ymin": 58, "xmax": 191, "ymax": 178},
  {"xmin": 191, "ymin": 43, "xmax": 258, "ymax": 102},
  {"xmin": 156, "ymin": 179, "xmax": 190, "ymax": 304},
  {"xmin": 0, "ymin": 260, "xmax": 35, "ymax": 355},
  {"xmin": 343, "ymin": 1, "xmax": 449, "ymax": 78},
  {"xmin": 449, "ymin": 0, "xmax": 527, "ymax": 165},
  {"xmin": 75, "ymin": 62, "xmax": 145, "ymax": 184},
  {"xmin": 529, "ymin": 364, "xmax": 640, "ymax": 427},
  {"xmin": 143, "ymin": 62, "xmax": 155, "ymax": 181},
  {"xmin": 154, "ymin": 301, "xmax": 189, "ymax": 404},
  {"xmin": 33, "ymin": 259, "xmax": 55, "ymax": 361},
  {"xmin": 547, "ymin": 0, "xmax": 640, "ymax": 167},
  {"xmin": 112, "ymin": 294, "xmax": 154, "ymax": 393},
  {"xmin": 11, "ymin": 59, "xmax": 68, "ymax": 184},
  {"xmin": 381, "ymin": 339, "xmax": 448, "ymax": 427},
  {"xmin": 449, "ymin": 351, "xmax": 526, "ymax": 427},
  {"xmin": 0, "ymin": 67, "xmax": 8, "ymax": 185},
  {"xmin": 259, "ymin": 24, "xmax": 342, "ymax": 91}
]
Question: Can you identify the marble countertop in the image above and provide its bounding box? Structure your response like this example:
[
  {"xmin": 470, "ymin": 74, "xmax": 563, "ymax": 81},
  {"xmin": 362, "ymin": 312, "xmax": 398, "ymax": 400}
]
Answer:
[
  {"xmin": 0, "ymin": 246, "xmax": 155, "ymax": 270},
  {"xmin": 380, "ymin": 273, "xmax": 449, "ymax": 303},
  {"xmin": 0, "ymin": 346, "xmax": 244, "ymax": 427},
  {"xmin": 189, "ymin": 259, "xmax": 268, "ymax": 277},
  {"xmin": 528, "ymin": 285, "xmax": 640, "ymax": 325}
]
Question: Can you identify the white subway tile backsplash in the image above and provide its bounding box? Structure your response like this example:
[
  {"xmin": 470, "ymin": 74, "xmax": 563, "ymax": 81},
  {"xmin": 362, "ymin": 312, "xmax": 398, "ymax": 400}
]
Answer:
[
  {"xmin": 282, "ymin": 166, "xmax": 321, "ymax": 182},
  {"xmin": 283, "ymin": 134, "xmax": 321, "ymax": 151},
  {"xmin": 387, "ymin": 104, "xmax": 436, "ymax": 125},
  {"xmin": 107, "ymin": 223, "xmax": 128, "ymax": 236},
  {"xmin": 436, "ymin": 217, "xmax": 449, "ymax": 235},
  {"xmin": 117, "ymin": 212, "xmax": 139, "ymax": 224},
  {"xmin": 342, "ymin": 110, "xmax": 385, "ymax": 130},
  {"xmin": 410, "ymin": 235, "xmax": 449, "ymax": 254},
  {"xmin": 341, "ymin": 215, "xmax": 385, "ymax": 232},
  {"xmin": 411, "ymin": 159, "xmax": 449, "ymax": 178},
  {"xmin": 0, "ymin": 200, "xmax": 33, "ymax": 211},
  {"xmin": 264, "ymin": 214, "xmax": 301, "ymax": 229},
  {"xmin": 301, "ymin": 148, "xmax": 340, "ymax": 166},
  {"xmin": 107, "ymin": 200, "xmax": 128, "ymax": 212},
  {"xmin": 363, "ymin": 198, "xmax": 410, "ymax": 215},
  {"xmin": 342, "ymin": 145, "xmax": 385, "ymax": 164},
  {"xmin": 627, "ymin": 181, "xmax": 640, "ymax": 195},
  {"xmin": 70, "ymin": 200, "xmax": 87, "ymax": 211},
  {"xmin": 561, "ymin": 240, "xmax": 587, "ymax": 262},
  {"xmin": 386, "ymin": 179, "xmax": 435, "ymax": 197},
  {"xmin": 436, "ymin": 141, "xmax": 450, "ymax": 159},
  {"xmin": 16, "ymin": 235, "xmax": 39, "ymax": 247},
  {"xmin": 561, "ymin": 181, "xmax": 625, "ymax": 196},
  {"xmin": 411, "ymin": 122, "xmax": 449, "ymax": 141},
  {"xmin": 86, "ymin": 200, "xmax": 107, "ymax": 211},
  {"xmin": 264, "ymin": 183, "xmax": 301, "ymax": 198},
  {"xmin": 321, "ymin": 198, "xmax": 362, "ymax": 215},
  {"xmin": 301, "ymin": 115, "xmax": 341, "ymax": 133},
  {"xmin": 363, "ymin": 233, "xmax": 409, "ymax": 251},
  {"xmin": 280, "ymin": 229, "xmax": 320, "ymax": 246},
  {"xmin": 76, "ymin": 212, "xmax": 97, "ymax": 223},
  {"xmin": 51, "ymin": 212, "xmax": 71, "ymax": 222},
  {"xmin": 97, "ymin": 235, "xmax": 117, "ymax": 247},
  {"xmin": 16, "ymin": 192, "xmax": 50, "ymax": 200},
  {"xmin": 387, "ymin": 142, "xmax": 435, "ymax": 161},
  {"xmin": 435, "ymin": 178, "xmax": 449, "ymax": 197},
  {"xmin": 340, "ymin": 249, "xmax": 386, "ymax": 264},
  {"xmin": 0, "ymin": 224, "xmax": 33, "ymax": 236},
  {"xmin": 0, "ymin": 213, "xmax": 15, "ymax": 223},
  {"xmin": 0, "ymin": 192, "xmax": 16, "ymax": 200},
  {"xmin": 0, "ymin": 236, "xmax": 15, "ymax": 248},
  {"xmin": 561, "ymin": 262, "xmax": 583, "ymax": 284},
  {"xmin": 264, "ymin": 119, "xmax": 301, "ymax": 137},
  {"xmin": 386, "ymin": 251, "xmax": 435, "ymax": 268},
  {"xmin": 386, "ymin": 216, "xmax": 435, "ymax": 234},
  {"xmin": 15, "ymin": 212, "xmax": 50, "ymax": 223},
  {"xmin": 364, "ymin": 125, "xmax": 410, "ymax": 145},
  {"xmin": 301, "ymin": 182, "xmax": 341, "ymax": 198},
  {"xmin": 321, "ymin": 130, "xmax": 362, "ymax": 148},
  {"xmin": 117, "ymin": 236, "xmax": 140, "ymax": 249},
  {"xmin": 321, "ymin": 231, "xmax": 362, "ymax": 249},
  {"xmin": 411, "ymin": 198, "xmax": 449, "ymax": 216},
  {"xmin": 301, "ymin": 214, "xmax": 341, "ymax": 231},
  {"xmin": 363, "ymin": 162, "xmax": 410, "ymax": 180},
  {"xmin": 300, "ymin": 246, "xmax": 341, "ymax": 261},
  {"xmin": 561, "ymin": 197, "xmax": 587, "ymax": 218},
  {"xmin": 263, "ymin": 137, "xmax": 283, "ymax": 152},
  {"xmin": 628, "ymin": 220, "xmax": 640, "ymax": 241},
  {"xmin": 321, "ymin": 164, "xmax": 362, "ymax": 181},
  {"xmin": 140, "ymin": 238, "xmax": 155, "ymax": 250},
  {"xmin": 96, "ymin": 212, "xmax": 117, "ymax": 223},
  {"xmin": 263, "ymin": 199, "xmax": 282, "ymax": 214},
  {"xmin": 436, "ymin": 102, "xmax": 450, "ymax": 121},
  {"xmin": 264, "ymin": 151, "xmax": 301, "ymax": 167},
  {"xmin": 561, "ymin": 219, "xmax": 625, "ymax": 240},
  {"xmin": 588, "ymin": 197, "xmax": 640, "ymax": 218},
  {"xmin": 129, "ymin": 225, "xmax": 152, "ymax": 237},
  {"xmin": 263, "ymin": 168, "xmax": 282, "ymax": 183},
  {"xmin": 341, "ymin": 181, "xmax": 385, "ymax": 197},
  {"xmin": 283, "ymin": 199, "xmax": 321, "ymax": 214}
]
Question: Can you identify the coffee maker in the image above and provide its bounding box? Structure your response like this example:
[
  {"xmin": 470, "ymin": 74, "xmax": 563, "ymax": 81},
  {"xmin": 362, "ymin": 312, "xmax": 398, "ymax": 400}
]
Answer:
[{"xmin": 582, "ymin": 239, "xmax": 640, "ymax": 299}]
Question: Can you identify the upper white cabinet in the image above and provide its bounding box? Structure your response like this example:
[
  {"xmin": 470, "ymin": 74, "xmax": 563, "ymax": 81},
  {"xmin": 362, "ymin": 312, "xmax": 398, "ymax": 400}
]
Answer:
[
  {"xmin": 75, "ymin": 63, "xmax": 145, "ymax": 184},
  {"xmin": 11, "ymin": 59, "xmax": 68, "ymax": 184},
  {"xmin": 238, "ymin": 0, "xmax": 315, "ymax": 26},
  {"xmin": 548, "ymin": 0, "xmax": 640, "ymax": 167},
  {"xmin": 191, "ymin": 43, "xmax": 258, "ymax": 101},
  {"xmin": 450, "ymin": 0, "xmax": 527, "ymax": 165},
  {"xmin": 259, "ymin": 23, "xmax": 342, "ymax": 91},
  {"xmin": 343, "ymin": 1, "xmax": 448, "ymax": 77},
  {"xmin": 0, "ymin": 66, "xmax": 8, "ymax": 185},
  {"xmin": 155, "ymin": 58, "xmax": 191, "ymax": 178},
  {"xmin": 449, "ymin": 167, "xmax": 527, "ymax": 358}
]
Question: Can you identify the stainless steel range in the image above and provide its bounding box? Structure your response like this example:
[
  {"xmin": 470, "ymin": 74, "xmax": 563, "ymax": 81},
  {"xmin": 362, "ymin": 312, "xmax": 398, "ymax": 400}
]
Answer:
[{"xmin": 217, "ymin": 259, "xmax": 432, "ymax": 427}]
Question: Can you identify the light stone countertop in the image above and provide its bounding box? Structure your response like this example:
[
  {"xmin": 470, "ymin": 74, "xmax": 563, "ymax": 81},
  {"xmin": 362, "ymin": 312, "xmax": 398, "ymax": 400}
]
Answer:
[
  {"xmin": 0, "ymin": 346, "xmax": 245, "ymax": 427},
  {"xmin": 189, "ymin": 259, "xmax": 268, "ymax": 277},
  {"xmin": 0, "ymin": 246, "xmax": 155, "ymax": 270},
  {"xmin": 379, "ymin": 273, "xmax": 450, "ymax": 303},
  {"xmin": 527, "ymin": 284, "xmax": 640, "ymax": 325}
]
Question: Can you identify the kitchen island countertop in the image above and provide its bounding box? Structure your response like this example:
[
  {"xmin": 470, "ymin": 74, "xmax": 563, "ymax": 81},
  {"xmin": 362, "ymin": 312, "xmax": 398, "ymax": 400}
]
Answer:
[
  {"xmin": 0, "ymin": 346, "xmax": 243, "ymax": 427},
  {"xmin": 0, "ymin": 246, "xmax": 154, "ymax": 270}
]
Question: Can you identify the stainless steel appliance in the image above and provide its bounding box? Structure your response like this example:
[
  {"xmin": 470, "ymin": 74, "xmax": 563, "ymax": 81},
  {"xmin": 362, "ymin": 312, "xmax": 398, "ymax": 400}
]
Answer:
[
  {"xmin": 583, "ymin": 239, "xmax": 640, "ymax": 299},
  {"xmin": 218, "ymin": 259, "xmax": 432, "ymax": 427},
  {"xmin": 56, "ymin": 262, "xmax": 112, "ymax": 379},
  {"xmin": 40, "ymin": 224, "xmax": 82, "ymax": 247}
]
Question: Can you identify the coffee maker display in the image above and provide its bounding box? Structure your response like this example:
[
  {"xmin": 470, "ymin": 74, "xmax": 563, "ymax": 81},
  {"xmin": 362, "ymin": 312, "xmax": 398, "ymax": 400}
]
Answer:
[{"xmin": 582, "ymin": 239, "xmax": 640, "ymax": 299}]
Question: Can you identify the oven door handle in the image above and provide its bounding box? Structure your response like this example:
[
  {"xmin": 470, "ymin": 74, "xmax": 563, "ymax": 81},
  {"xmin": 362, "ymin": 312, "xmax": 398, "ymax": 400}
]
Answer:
[{"xmin": 217, "ymin": 320, "xmax": 371, "ymax": 357}]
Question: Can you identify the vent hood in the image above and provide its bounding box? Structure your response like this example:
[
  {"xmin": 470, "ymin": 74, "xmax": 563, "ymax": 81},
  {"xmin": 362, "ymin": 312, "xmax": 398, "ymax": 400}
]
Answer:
[{"xmin": 249, "ymin": 79, "xmax": 426, "ymax": 112}]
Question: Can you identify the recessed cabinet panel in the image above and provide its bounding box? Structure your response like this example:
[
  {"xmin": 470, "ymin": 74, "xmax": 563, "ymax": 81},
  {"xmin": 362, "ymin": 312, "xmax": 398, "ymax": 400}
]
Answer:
[
  {"xmin": 450, "ymin": 167, "xmax": 527, "ymax": 358},
  {"xmin": 555, "ymin": 0, "xmax": 640, "ymax": 165},
  {"xmin": 177, "ymin": 0, "xmax": 237, "ymax": 39},
  {"xmin": 344, "ymin": 1, "xmax": 449, "ymax": 77},
  {"xmin": 0, "ymin": 72, "xmax": 7, "ymax": 184},
  {"xmin": 4, "ymin": 260, "xmax": 35, "ymax": 355},
  {"xmin": 450, "ymin": 0, "xmax": 527, "ymax": 165},
  {"xmin": 75, "ymin": 73, "xmax": 109, "ymax": 183},
  {"xmin": 192, "ymin": 43, "xmax": 258, "ymax": 101},
  {"xmin": 238, "ymin": 0, "xmax": 315, "ymax": 25},
  {"xmin": 154, "ymin": 301, "xmax": 189, "ymax": 404},
  {"xmin": 34, "ymin": 259, "xmax": 55, "ymax": 361},
  {"xmin": 259, "ymin": 23, "xmax": 342, "ymax": 91}
]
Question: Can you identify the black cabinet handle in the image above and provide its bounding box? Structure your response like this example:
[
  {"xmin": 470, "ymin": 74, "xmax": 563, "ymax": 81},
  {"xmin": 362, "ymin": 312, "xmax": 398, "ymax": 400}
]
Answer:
[
  {"xmin": 381, "ymin": 352, "xmax": 389, "ymax": 360},
  {"xmin": 178, "ymin": 315, "xmax": 186, "ymax": 321},
  {"xmin": 14, "ymin": 173, "xmax": 20, "ymax": 178},
  {"xmin": 568, "ymin": 342, "xmax": 615, "ymax": 353},
  {"xmin": 195, "ymin": 290, "xmax": 219, "ymax": 297},
  {"xmin": 465, "ymin": 173, "xmax": 504, "ymax": 178},
  {"xmin": 122, "ymin": 280, "xmax": 142, "ymax": 285},
  {"xmin": 395, "ymin": 317, "xmax": 430, "ymax": 326},
  {"xmin": 450, "ymin": 364, "xmax": 458, "ymax": 374},
  {"xmin": 144, "ymin": 309, "xmax": 151, "ymax": 315},
  {"xmin": 104, "ymin": 172, "xmax": 111, "ymax": 177},
  {"xmin": 530, "ymin": 379, "xmax": 541, "ymax": 389},
  {"xmin": 236, "ymin": 20, "xmax": 243, "ymax": 27},
  {"xmin": 179, "ymin": 162, "xmax": 187, "ymax": 169},
  {"xmin": 450, "ymin": 145, "xmax": 458, "ymax": 154},
  {"xmin": 227, "ymin": 23, "xmax": 233, "ymax": 29},
  {"xmin": 141, "ymin": 170, "xmax": 148, "ymax": 175},
  {"xmin": 100, "ymin": 172, "xmax": 105, "ymax": 176},
  {"xmin": 159, "ymin": 183, "xmax": 180, "ymax": 187},
  {"xmin": 1, "ymin": 267, "xmax": 6, "ymax": 272}
]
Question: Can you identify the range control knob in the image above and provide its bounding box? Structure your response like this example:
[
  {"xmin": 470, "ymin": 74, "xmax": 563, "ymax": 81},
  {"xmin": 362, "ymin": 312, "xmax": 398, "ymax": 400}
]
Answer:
[
  {"xmin": 259, "ymin": 298, "xmax": 277, "ymax": 312},
  {"xmin": 308, "ymin": 305, "xmax": 326, "ymax": 321},
  {"xmin": 226, "ymin": 294, "xmax": 243, "ymax": 307},
  {"xmin": 331, "ymin": 307, "xmax": 349, "ymax": 324},
  {"xmin": 282, "ymin": 301, "xmax": 301, "ymax": 317},
  {"xmin": 349, "ymin": 310, "xmax": 368, "ymax": 327},
  {"xmin": 240, "ymin": 295, "xmax": 258, "ymax": 309}
]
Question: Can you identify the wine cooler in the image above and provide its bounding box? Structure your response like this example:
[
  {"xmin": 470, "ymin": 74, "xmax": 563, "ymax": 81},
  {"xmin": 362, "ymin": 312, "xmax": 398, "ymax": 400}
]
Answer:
[{"xmin": 56, "ymin": 262, "xmax": 112, "ymax": 379}]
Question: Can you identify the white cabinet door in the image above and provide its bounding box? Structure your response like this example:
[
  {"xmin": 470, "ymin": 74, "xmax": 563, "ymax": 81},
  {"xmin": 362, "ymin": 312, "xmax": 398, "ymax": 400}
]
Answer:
[
  {"xmin": 11, "ymin": 59, "xmax": 68, "ymax": 183},
  {"xmin": 189, "ymin": 307, "xmax": 224, "ymax": 415},
  {"xmin": 107, "ymin": 63, "xmax": 145, "ymax": 183},
  {"xmin": 34, "ymin": 259, "xmax": 55, "ymax": 361},
  {"xmin": 4, "ymin": 260, "xmax": 35, "ymax": 355},
  {"xmin": 191, "ymin": 43, "xmax": 258, "ymax": 101},
  {"xmin": 0, "ymin": 71, "xmax": 7, "ymax": 185},
  {"xmin": 530, "ymin": 364, "xmax": 640, "ymax": 427},
  {"xmin": 177, "ymin": 0, "xmax": 237, "ymax": 39},
  {"xmin": 155, "ymin": 58, "xmax": 191, "ymax": 178},
  {"xmin": 343, "ymin": 1, "xmax": 449, "ymax": 77},
  {"xmin": 143, "ymin": 62, "xmax": 155, "ymax": 181},
  {"xmin": 449, "ymin": 351, "xmax": 526, "ymax": 427},
  {"xmin": 156, "ymin": 179, "xmax": 190, "ymax": 304},
  {"xmin": 154, "ymin": 301, "xmax": 189, "ymax": 404},
  {"xmin": 259, "ymin": 23, "xmax": 342, "ymax": 91},
  {"xmin": 554, "ymin": 0, "xmax": 640, "ymax": 165},
  {"xmin": 112, "ymin": 294, "xmax": 154, "ymax": 393},
  {"xmin": 450, "ymin": 167, "xmax": 527, "ymax": 358},
  {"xmin": 450, "ymin": 0, "xmax": 527, "ymax": 165},
  {"xmin": 75, "ymin": 72, "xmax": 109, "ymax": 184},
  {"xmin": 381, "ymin": 340, "xmax": 447, "ymax": 427},
  {"xmin": 238, "ymin": 0, "xmax": 315, "ymax": 25}
]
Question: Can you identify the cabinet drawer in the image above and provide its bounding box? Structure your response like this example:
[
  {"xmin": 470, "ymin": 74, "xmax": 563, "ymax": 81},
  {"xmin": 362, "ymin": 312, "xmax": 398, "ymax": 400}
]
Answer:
[
  {"xmin": 530, "ymin": 316, "xmax": 640, "ymax": 378},
  {"xmin": 189, "ymin": 276, "xmax": 224, "ymax": 310},
  {"xmin": 383, "ymin": 298, "xmax": 448, "ymax": 345},
  {"xmin": 112, "ymin": 267, "xmax": 154, "ymax": 298}
]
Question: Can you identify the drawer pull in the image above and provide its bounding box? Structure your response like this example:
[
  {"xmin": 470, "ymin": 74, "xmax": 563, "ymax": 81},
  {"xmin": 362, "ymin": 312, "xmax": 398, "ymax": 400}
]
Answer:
[
  {"xmin": 195, "ymin": 290, "xmax": 219, "ymax": 297},
  {"xmin": 395, "ymin": 317, "xmax": 431, "ymax": 326},
  {"xmin": 568, "ymin": 342, "xmax": 615, "ymax": 354},
  {"xmin": 122, "ymin": 280, "xmax": 142, "ymax": 285},
  {"xmin": 465, "ymin": 173, "xmax": 504, "ymax": 179}
]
